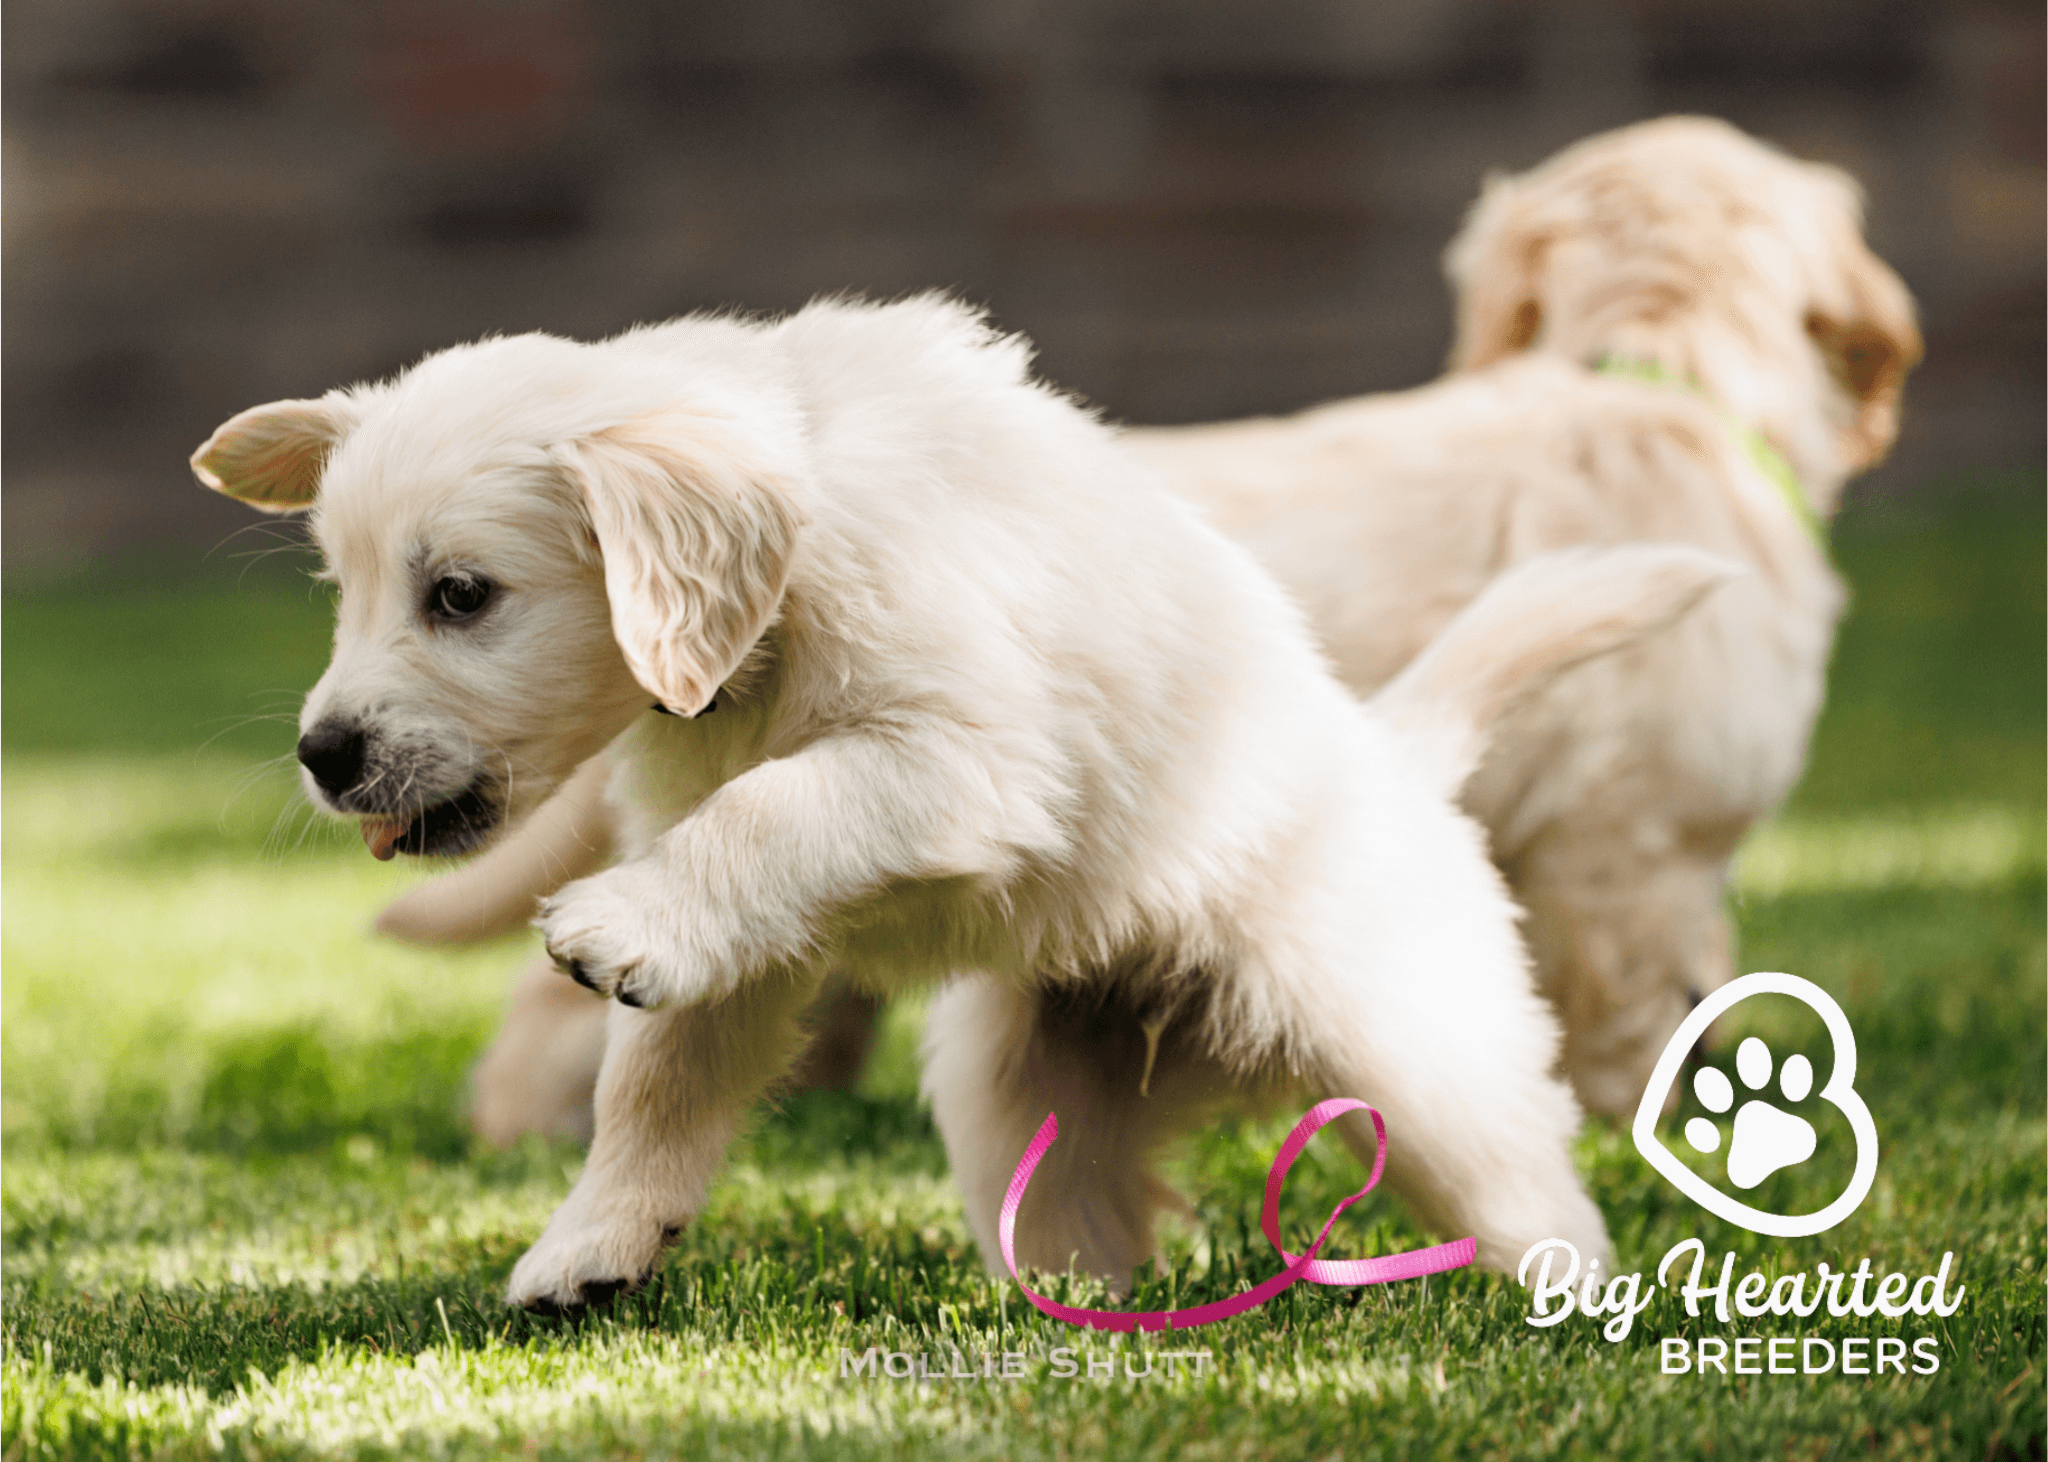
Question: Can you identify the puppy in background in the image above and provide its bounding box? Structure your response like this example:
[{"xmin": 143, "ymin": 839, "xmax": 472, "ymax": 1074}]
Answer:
[
  {"xmin": 394, "ymin": 116, "xmax": 1917, "ymax": 1135},
  {"xmin": 196, "ymin": 295, "xmax": 1733, "ymax": 1309},
  {"xmin": 1128, "ymin": 115, "xmax": 1919, "ymax": 1114}
]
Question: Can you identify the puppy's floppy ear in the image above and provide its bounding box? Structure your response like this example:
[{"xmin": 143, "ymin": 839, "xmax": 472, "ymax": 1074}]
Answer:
[
  {"xmin": 190, "ymin": 395, "xmax": 357, "ymax": 511},
  {"xmin": 1805, "ymin": 244, "xmax": 1923, "ymax": 471},
  {"xmin": 1444, "ymin": 173, "xmax": 1547, "ymax": 372},
  {"xmin": 557, "ymin": 412, "xmax": 805, "ymax": 717}
]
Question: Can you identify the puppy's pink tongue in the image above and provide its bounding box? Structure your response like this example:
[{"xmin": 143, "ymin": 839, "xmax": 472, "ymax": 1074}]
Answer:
[{"xmin": 362, "ymin": 820, "xmax": 406, "ymax": 861}]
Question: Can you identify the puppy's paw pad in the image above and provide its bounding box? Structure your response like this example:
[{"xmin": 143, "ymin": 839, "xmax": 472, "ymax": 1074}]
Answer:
[
  {"xmin": 520, "ymin": 1275, "xmax": 644, "ymax": 1318},
  {"xmin": 540, "ymin": 871, "xmax": 668, "ymax": 1008},
  {"xmin": 546, "ymin": 946, "xmax": 653, "ymax": 1006},
  {"xmin": 505, "ymin": 1202, "xmax": 681, "ymax": 1314}
]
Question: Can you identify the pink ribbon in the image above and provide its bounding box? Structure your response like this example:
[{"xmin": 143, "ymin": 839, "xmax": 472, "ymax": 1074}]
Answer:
[{"xmin": 999, "ymin": 1097, "xmax": 1476, "ymax": 1332}]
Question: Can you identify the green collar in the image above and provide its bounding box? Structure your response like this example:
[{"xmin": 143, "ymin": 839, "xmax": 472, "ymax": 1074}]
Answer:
[{"xmin": 1594, "ymin": 356, "xmax": 1826, "ymax": 547}]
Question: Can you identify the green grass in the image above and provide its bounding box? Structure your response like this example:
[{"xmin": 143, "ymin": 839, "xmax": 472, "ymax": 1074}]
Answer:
[{"xmin": 4, "ymin": 487, "xmax": 2043, "ymax": 1460}]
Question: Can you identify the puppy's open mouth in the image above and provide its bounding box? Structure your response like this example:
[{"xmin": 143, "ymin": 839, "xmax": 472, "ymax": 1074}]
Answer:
[{"xmin": 359, "ymin": 779, "xmax": 500, "ymax": 861}]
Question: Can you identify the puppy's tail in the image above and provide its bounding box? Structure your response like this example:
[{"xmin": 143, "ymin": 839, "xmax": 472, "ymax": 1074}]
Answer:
[
  {"xmin": 1369, "ymin": 544, "xmax": 1744, "ymax": 796},
  {"xmin": 373, "ymin": 753, "xmax": 613, "ymax": 945}
]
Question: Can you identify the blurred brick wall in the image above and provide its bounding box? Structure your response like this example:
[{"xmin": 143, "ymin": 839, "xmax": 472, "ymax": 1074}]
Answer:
[{"xmin": 5, "ymin": 0, "xmax": 2041, "ymax": 571}]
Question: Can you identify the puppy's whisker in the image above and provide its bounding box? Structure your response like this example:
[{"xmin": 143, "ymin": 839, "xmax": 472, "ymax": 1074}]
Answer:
[
  {"xmin": 230, "ymin": 545, "xmax": 319, "ymax": 585},
  {"xmin": 222, "ymin": 751, "xmax": 298, "ymax": 813},
  {"xmin": 261, "ymin": 794, "xmax": 319, "ymax": 864},
  {"xmin": 196, "ymin": 714, "xmax": 302, "ymax": 755},
  {"xmin": 283, "ymin": 798, "xmax": 338, "ymax": 860},
  {"xmin": 206, "ymin": 518, "xmax": 312, "ymax": 564}
]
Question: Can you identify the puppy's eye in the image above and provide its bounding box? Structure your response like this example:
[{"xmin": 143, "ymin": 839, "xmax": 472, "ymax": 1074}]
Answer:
[{"xmin": 430, "ymin": 575, "xmax": 493, "ymax": 621}]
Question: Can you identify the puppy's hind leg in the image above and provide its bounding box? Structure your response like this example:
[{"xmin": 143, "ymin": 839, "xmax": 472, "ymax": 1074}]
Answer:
[
  {"xmin": 1283, "ymin": 962, "xmax": 1611, "ymax": 1273},
  {"xmin": 470, "ymin": 952, "xmax": 609, "ymax": 1146},
  {"xmin": 1246, "ymin": 803, "xmax": 1612, "ymax": 1273},
  {"xmin": 924, "ymin": 973, "xmax": 1228, "ymax": 1295},
  {"xmin": 505, "ymin": 970, "xmax": 819, "ymax": 1312}
]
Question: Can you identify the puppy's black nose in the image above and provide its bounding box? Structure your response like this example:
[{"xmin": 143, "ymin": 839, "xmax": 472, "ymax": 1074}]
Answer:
[{"xmin": 297, "ymin": 720, "xmax": 367, "ymax": 796}]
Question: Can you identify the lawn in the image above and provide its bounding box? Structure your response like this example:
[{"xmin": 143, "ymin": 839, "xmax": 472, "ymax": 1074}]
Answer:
[{"xmin": 3, "ymin": 482, "xmax": 2043, "ymax": 1460}]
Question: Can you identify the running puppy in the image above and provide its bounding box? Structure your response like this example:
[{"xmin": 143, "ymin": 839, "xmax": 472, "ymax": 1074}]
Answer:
[{"xmin": 194, "ymin": 296, "xmax": 1718, "ymax": 1309}]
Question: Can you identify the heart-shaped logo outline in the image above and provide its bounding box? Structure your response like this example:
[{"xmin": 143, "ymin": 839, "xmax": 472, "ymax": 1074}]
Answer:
[{"xmin": 1632, "ymin": 971, "xmax": 1878, "ymax": 1238}]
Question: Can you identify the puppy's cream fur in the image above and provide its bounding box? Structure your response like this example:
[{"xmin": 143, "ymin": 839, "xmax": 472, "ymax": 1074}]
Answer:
[
  {"xmin": 200, "ymin": 296, "xmax": 1731, "ymax": 1308},
  {"xmin": 1125, "ymin": 116, "xmax": 1920, "ymax": 1114},
  {"xmin": 385, "ymin": 116, "xmax": 1918, "ymax": 1132}
]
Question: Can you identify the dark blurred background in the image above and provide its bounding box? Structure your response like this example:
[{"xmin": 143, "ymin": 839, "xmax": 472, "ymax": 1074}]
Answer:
[{"xmin": 5, "ymin": 0, "xmax": 2042, "ymax": 577}]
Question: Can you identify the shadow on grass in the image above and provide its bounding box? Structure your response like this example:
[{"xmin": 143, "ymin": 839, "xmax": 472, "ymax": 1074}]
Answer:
[
  {"xmin": 30, "ymin": 1027, "xmax": 947, "ymax": 1175},
  {"xmin": 5, "ymin": 1165, "xmax": 980, "ymax": 1396}
]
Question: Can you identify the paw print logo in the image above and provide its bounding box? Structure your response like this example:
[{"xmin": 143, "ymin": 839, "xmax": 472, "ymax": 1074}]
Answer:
[
  {"xmin": 1684, "ymin": 1038, "xmax": 1818, "ymax": 1188},
  {"xmin": 1633, "ymin": 972, "xmax": 1878, "ymax": 1237}
]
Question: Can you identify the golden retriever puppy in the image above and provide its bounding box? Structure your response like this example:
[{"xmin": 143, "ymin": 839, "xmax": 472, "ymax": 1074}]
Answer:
[
  {"xmin": 1125, "ymin": 116, "xmax": 1920, "ymax": 1115},
  {"xmin": 194, "ymin": 295, "xmax": 1729, "ymax": 1308}
]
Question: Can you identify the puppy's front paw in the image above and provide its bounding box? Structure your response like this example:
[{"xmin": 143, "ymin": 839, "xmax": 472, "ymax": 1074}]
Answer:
[
  {"xmin": 505, "ymin": 1197, "xmax": 682, "ymax": 1314},
  {"xmin": 539, "ymin": 866, "xmax": 683, "ymax": 1010}
]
